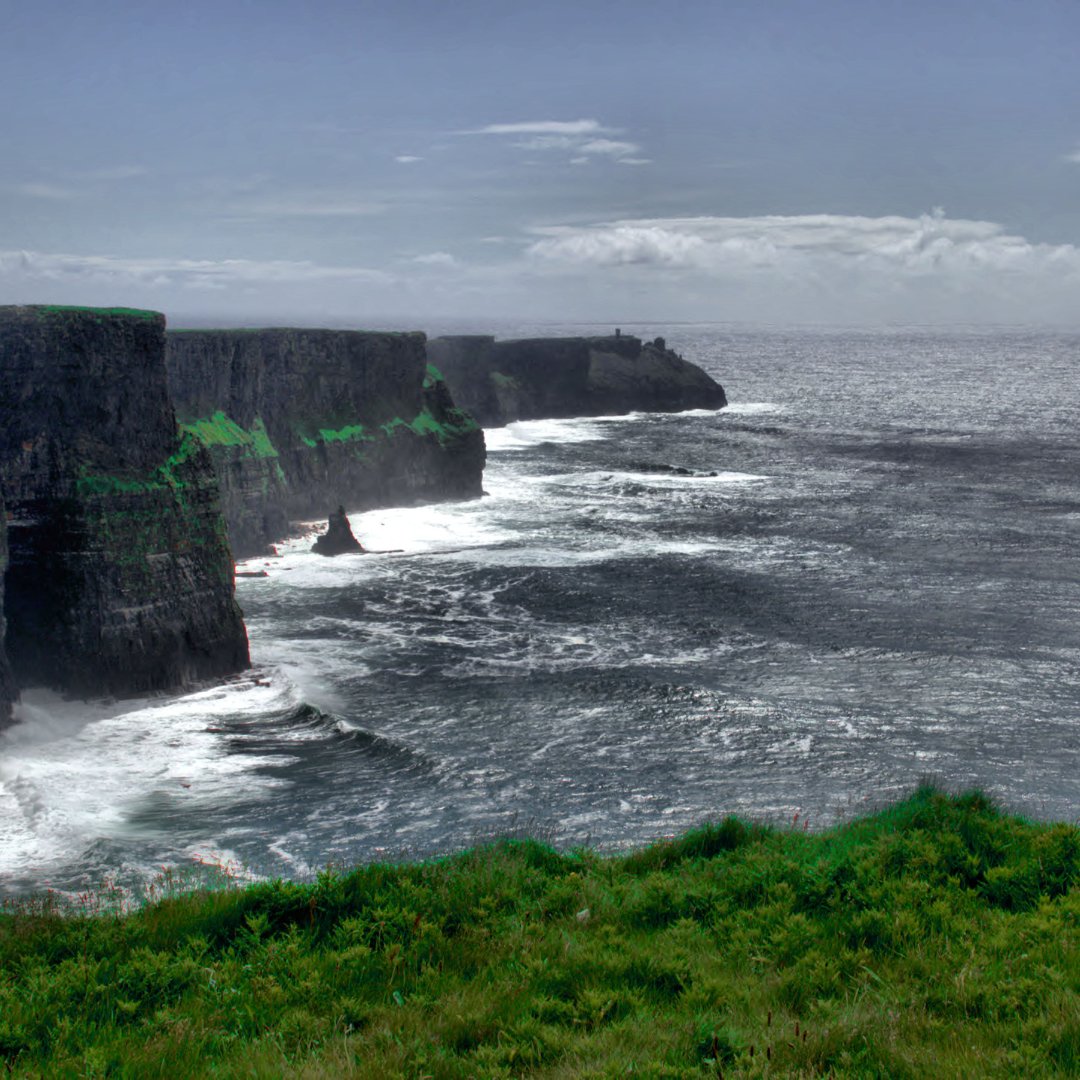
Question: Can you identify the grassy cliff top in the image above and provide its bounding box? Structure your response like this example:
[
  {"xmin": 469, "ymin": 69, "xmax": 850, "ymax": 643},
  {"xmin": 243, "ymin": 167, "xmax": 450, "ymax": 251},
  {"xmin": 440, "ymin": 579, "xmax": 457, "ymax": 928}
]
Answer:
[
  {"xmin": 168, "ymin": 326, "xmax": 426, "ymax": 339},
  {"xmin": 0, "ymin": 785, "xmax": 1076, "ymax": 1077},
  {"xmin": 22, "ymin": 304, "xmax": 163, "ymax": 321}
]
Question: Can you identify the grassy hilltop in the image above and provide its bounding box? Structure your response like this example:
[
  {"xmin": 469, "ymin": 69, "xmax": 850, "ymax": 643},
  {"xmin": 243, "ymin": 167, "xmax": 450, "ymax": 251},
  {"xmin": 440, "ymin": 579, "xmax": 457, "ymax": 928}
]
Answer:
[{"xmin": 0, "ymin": 785, "xmax": 1077, "ymax": 1078}]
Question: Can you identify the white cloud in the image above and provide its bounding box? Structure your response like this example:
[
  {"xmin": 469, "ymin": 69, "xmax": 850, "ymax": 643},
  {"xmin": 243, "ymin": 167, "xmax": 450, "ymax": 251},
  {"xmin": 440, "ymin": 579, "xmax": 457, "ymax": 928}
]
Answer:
[
  {"xmin": 0, "ymin": 249, "xmax": 393, "ymax": 291},
  {"xmin": 460, "ymin": 119, "xmax": 608, "ymax": 136},
  {"xmin": 523, "ymin": 211, "xmax": 1080, "ymax": 323},
  {"xmin": 512, "ymin": 135, "xmax": 581, "ymax": 152},
  {"xmin": 17, "ymin": 182, "xmax": 77, "ymax": 200},
  {"xmin": 394, "ymin": 155, "xmax": 423, "ymax": 163},
  {"xmin": 530, "ymin": 224, "xmax": 707, "ymax": 266},
  {"xmin": 458, "ymin": 118, "xmax": 647, "ymax": 164},
  {"xmin": 526, "ymin": 211, "xmax": 1079, "ymax": 273},
  {"xmin": 1064, "ymin": 147, "xmax": 1080, "ymax": 164},
  {"xmin": 410, "ymin": 252, "xmax": 458, "ymax": 267},
  {"xmin": 578, "ymin": 139, "xmax": 640, "ymax": 157}
]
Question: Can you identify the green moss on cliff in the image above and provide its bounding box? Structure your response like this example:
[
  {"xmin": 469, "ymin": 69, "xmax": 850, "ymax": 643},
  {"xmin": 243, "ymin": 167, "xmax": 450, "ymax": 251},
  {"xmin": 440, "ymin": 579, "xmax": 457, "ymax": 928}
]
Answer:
[
  {"xmin": 381, "ymin": 407, "xmax": 480, "ymax": 445},
  {"xmin": 316, "ymin": 423, "xmax": 371, "ymax": 445},
  {"xmin": 423, "ymin": 362, "xmax": 444, "ymax": 389},
  {"xmin": 73, "ymin": 435, "xmax": 234, "ymax": 591},
  {"xmin": 490, "ymin": 370, "xmax": 520, "ymax": 390},
  {"xmin": 34, "ymin": 305, "xmax": 160, "ymax": 322},
  {"xmin": 75, "ymin": 431, "xmax": 204, "ymax": 498},
  {"xmin": 294, "ymin": 407, "xmax": 478, "ymax": 452},
  {"xmin": 179, "ymin": 414, "xmax": 287, "ymax": 483}
]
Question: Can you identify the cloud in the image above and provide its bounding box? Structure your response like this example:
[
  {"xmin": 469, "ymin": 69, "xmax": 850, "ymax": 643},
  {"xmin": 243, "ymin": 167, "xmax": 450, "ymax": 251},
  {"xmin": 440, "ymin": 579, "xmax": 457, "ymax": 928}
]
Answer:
[
  {"xmin": 1064, "ymin": 147, "xmax": 1080, "ymax": 164},
  {"xmin": 0, "ymin": 249, "xmax": 393, "ymax": 291},
  {"xmin": 530, "ymin": 224, "xmax": 707, "ymax": 266},
  {"xmin": 460, "ymin": 119, "xmax": 608, "ymax": 136},
  {"xmin": 17, "ymin": 182, "xmax": 77, "ymax": 200},
  {"xmin": 410, "ymin": 252, "xmax": 458, "ymax": 267},
  {"xmin": 526, "ymin": 211, "xmax": 1077, "ymax": 272},
  {"xmin": 578, "ymin": 139, "xmax": 640, "ymax": 157},
  {"xmin": 523, "ymin": 211, "xmax": 1080, "ymax": 322},
  {"xmin": 395, "ymin": 155, "xmax": 423, "ymax": 164},
  {"xmin": 458, "ymin": 118, "xmax": 647, "ymax": 165}
]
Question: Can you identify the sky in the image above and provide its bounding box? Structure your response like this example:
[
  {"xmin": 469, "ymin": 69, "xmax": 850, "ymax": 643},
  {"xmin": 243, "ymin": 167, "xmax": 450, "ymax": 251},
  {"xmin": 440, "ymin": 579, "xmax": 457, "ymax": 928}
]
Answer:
[{"xmin": 2, "ymin": 0, "xmax": 1079, "ymax": 326}]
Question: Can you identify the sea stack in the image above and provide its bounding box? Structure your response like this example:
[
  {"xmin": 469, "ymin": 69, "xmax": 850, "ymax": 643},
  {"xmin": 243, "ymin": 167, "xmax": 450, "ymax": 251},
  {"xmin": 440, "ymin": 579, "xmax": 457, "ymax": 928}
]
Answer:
[
  {"xmin": 312, "ymin": 505, "xmax": 365, "ymax": 556},
  {"xmin": 0, "ymin": 306, "xmax": 250, "ymax": 701},
  {"xmin": 166, "ymin": 329, "xmax": 486, "ymax": 557},
  {"xmin": 426, "ymin": 333, "xmax": 727, "ymax": 428}
]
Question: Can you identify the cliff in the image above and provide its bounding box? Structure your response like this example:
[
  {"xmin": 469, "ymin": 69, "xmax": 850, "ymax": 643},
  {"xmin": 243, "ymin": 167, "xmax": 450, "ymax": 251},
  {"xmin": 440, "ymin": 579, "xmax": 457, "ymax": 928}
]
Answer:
[
  {"xmin": 0, "ymin": 306, "xmax": 250, "ymax": 701},
  {"xmin": 0, "ymin": 492, "xmax": 15, "ymax": 724},
  {"xmin": 425, "ymin": 333, "xmax": 726, "ymax": 427},
  {"xmin": 165, "ymin": 329, "xmax": 486, "ymax": 556}
]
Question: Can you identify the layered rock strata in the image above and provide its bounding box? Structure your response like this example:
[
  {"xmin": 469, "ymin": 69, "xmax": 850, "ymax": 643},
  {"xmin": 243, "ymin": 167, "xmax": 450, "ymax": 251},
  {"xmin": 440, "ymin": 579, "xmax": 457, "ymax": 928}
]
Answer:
[
  {"xmin": 0, "ymin": 494, "xmax": 15, "ymax": 723},
  {"xmin": 0, "ymin": 306, "xmax": 250, "ymax": 701},
  {"xmin": 166, "ymin": 329, "xmax": 485, "ymax": 556},
  {"xmin": 426, "ymin": 333, "xmax": 727, "ymax": 428}
]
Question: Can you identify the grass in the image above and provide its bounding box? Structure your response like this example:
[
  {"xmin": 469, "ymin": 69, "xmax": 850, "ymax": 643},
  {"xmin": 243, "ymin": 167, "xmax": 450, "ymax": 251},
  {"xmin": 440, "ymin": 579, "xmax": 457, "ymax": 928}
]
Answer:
[
  {"xmin": 33, "ymin": 305, "xmax": 161, "ymax": 321},
  {"xmin": 0, "ymin": 785, "xmax": 1076, "ymax": 1077}
]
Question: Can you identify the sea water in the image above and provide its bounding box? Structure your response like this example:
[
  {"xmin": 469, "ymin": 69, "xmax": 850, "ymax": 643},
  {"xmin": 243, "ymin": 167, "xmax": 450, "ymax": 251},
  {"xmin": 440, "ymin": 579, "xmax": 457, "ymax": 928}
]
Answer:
[{"xmin": 2, "ymin": 323, "xmax": 1079, "ymax": 895}]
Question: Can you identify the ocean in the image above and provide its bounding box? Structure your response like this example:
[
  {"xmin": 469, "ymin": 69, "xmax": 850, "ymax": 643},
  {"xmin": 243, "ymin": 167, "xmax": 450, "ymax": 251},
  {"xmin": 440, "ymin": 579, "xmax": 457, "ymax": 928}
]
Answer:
[{"xmin": 2, "ymin": 322, "xmax": 1079, "ymax": 897}]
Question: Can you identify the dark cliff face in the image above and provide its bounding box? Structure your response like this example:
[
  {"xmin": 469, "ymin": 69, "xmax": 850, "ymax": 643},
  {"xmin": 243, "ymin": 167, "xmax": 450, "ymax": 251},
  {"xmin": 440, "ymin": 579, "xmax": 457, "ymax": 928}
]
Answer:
[
  {"xmin": 0, "ymin": 493, "xmax": 15, "ymax": 724},
  {"xmin": 427, "ymin": 333, "xmax": 727, "ymax": 428},
  {"xmin": 0, "ymin": 306, "xmax": 250, "ymax": 700},
  {"xmin": 166, "ymin": 329, "xmax": 486, "ymax": 557}
]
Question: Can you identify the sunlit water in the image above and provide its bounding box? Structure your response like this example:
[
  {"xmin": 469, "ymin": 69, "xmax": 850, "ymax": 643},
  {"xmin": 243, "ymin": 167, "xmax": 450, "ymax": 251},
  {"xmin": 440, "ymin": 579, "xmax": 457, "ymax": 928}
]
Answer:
[{"xmin": 3, "ymin": 323, "xmax": 1079, "ymax": 896}]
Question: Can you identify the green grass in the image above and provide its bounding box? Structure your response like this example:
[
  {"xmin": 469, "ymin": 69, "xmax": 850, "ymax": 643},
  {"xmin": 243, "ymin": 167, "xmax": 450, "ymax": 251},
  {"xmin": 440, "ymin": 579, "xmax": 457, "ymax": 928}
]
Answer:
[
  {"xmin": 0, "ymin": 785, "xmax": 1076, "ymax": 1077},
  {"xmin": 34, "ymin": 305, "xmax": 161, "ymax": 321}
]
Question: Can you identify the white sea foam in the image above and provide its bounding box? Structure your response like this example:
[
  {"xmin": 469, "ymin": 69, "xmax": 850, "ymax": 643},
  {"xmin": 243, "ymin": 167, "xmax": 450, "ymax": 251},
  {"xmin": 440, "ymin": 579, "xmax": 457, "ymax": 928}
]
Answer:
[
  {"xmin": 723, "ymin": 402, "xmax": 784, "ymax": 415},
  {"xmin": 0, "ymin": 675, "xmax": 300, "ymax": 883},
  {"xmin": 484, "ymin": 417, "xmax": 609, "ymax": 451}
]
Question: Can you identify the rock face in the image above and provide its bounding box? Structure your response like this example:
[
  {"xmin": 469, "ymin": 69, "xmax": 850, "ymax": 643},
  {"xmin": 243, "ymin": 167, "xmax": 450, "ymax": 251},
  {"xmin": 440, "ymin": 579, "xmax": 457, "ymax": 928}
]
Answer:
[
  {"xmin": 312, "ymin": 505, "xmax": 365, "ymax": 556},
  {"xmin": 0, "ymin": 306, "xmax": 250, "ymax": 701},
  {"xmin": 426, "ymin": 333, "xmax": 726, "ymax": 427},
  {"xmin": 166, "ymin": 329, "xmax": 486, "ymax": 557},
  {"xmin": 0, "ymin": 492, "xmax": 16, "ymax": 724}
]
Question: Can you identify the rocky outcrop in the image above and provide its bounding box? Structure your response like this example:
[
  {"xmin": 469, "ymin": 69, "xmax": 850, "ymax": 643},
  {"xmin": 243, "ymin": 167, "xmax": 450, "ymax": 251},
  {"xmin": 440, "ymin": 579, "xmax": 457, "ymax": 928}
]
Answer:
[
  {"xmin": 0, "ymin": 306, "xmax": 250, "ymax": 701},
  {"xmin": 312, "ymin": 505, "xmax": 365, "ymax": 556},
  {"xmin": 426, "ymin": 333, "xmax": 726, "ymax": 427},
  {"xmin": 0, "ymin": 492, "xmax": 15, "ymax": 724},
  {"xmin": 166, "ymin": 329, "xmax": 486, "ymax": 557}
]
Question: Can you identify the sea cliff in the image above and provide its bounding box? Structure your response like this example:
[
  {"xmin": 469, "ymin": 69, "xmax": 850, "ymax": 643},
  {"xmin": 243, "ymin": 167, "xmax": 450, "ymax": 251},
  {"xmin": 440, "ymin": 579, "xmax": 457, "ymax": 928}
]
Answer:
[
  {"xmin": 0, "ymin": 306, "xmax": 249, "ymax": 709},
  {"xmin": 426, "ymin": 332, "xmax": 726, "ymax": 427},
  {"xmin": 166, "ymin": 329, "xmax": 486, "ymax": 556},
  {"xmin": 0, "ymin": 492, "xmax": 15, "ymax": 723}
]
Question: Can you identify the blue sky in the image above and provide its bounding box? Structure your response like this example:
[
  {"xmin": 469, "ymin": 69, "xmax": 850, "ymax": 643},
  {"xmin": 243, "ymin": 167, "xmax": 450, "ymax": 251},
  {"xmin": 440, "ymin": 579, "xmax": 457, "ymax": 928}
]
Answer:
[{"xmin": 2, "ymin": 0, "xmax": 1079, "ymax": 324}]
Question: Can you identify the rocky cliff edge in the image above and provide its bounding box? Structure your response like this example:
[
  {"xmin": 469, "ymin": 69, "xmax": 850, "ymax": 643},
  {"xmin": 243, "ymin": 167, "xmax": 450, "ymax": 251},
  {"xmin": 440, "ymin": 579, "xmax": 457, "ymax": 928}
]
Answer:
[
  {"xmin": 0, "ymin": 306, "xmax": 250, "ymax": 711},
  {"xmin": 166, "ymin": 329, "xmax": 486, "ymax": 557},
  {"xmin": 425, "ymin": 332, "xmax": 726, "ymax": 427}
]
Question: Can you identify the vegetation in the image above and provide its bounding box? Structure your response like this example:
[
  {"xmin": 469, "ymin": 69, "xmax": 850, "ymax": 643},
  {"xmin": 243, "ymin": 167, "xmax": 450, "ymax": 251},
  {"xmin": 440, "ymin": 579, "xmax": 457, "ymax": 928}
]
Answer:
[
  {"xmin": 0, "ymin": 786, "xmax": 1076, "ymax": 1077},
  {"xmin": 491, "ymin": 371, "xmax": 521, "ymax": 390},
  {"xmin": 33, "ymin": 305, "xmax": 161, "ymax": 321}
]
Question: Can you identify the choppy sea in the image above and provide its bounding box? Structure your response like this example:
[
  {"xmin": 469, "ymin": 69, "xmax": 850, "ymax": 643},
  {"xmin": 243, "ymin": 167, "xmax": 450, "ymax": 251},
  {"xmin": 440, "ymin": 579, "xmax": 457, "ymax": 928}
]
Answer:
[{"xmin": 3, "ymin": 322, "xmax": 1079, "ymax": 897}]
